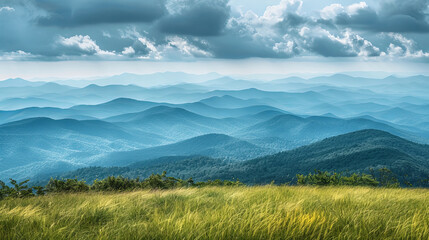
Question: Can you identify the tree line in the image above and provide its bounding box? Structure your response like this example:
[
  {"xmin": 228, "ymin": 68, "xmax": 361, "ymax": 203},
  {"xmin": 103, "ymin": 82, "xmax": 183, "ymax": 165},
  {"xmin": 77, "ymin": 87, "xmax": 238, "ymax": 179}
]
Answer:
[
  {"xmin": 0, "ymin": 171, "xmax": 243, "ymax": 200},
  {"xmin": 0, "ymin": 168, "xmax": 424, "ymax": 200},
  {"xmin": 296, "ymin": 168, "xmax": 401, "ymax": 187}
]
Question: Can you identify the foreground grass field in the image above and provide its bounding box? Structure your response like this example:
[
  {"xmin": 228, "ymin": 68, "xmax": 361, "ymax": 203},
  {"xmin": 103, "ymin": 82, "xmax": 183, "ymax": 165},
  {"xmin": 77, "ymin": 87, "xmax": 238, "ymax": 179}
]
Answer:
[{"xmin": 0, "ymin": 186, "xmax": 428, "ymax": 240}]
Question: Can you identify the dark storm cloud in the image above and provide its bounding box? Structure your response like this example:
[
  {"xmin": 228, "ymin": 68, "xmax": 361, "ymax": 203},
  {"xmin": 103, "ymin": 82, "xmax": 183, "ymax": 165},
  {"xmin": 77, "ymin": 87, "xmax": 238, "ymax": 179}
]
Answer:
[
  {"xmin": 1, "ymin": 0, "xmax": 429, "ymax": 61},
  {"xmin": 335, "ymin": 8, "xmax": 378, "ymax": 26},
  {"xmin": 208, "ymin": 36, "xmax": 279, "ymax": 59},
  {"xmin": 36, "ymin": 0, "xmax": 167, "ymax": 27},
  {"xmin": 309, "ymin": 38, "xmax": 356, "ymax": 57},
  {"xmin": 304, "ymin": 34, "xmax": 380, "ymax": 58},
  {"xmin": 157, "ymin": 0, "xmax": 230, "ymax": 36},
  {"xmin": 333, "ymin": 0, "xmax": 429, "ymax": 32},
  {"xmin": 276, "ymin": 12, "xmax": 307, "ymax": 32}
]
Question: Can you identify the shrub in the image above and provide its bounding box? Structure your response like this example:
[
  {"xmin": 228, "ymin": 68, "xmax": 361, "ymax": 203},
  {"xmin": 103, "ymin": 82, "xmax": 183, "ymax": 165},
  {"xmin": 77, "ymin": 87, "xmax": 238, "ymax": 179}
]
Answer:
[
  {"xmin": 0, "ymin": 179, "xmax": 42, "ymax": 199},
  {"xmin": 45, "ymin": 178, "xmax": 90, "ymax": 193},
  {"xmin": 370, "ymin": 168, "xmax": 400, "ymax": 188},
  {"xmin": 297, "ymin": 170, "xmax": 379, "ymax": 187},
  {"xmin": 141, "ymin": 172, "xmax": 186, "ymax": 190},
  {"xmin": 92, "ymin": 176, "xmax": 142, "ymax": 191},
  {"xmin": 195, "ymin": 179, "xmax": 244, "ymax": 187}
]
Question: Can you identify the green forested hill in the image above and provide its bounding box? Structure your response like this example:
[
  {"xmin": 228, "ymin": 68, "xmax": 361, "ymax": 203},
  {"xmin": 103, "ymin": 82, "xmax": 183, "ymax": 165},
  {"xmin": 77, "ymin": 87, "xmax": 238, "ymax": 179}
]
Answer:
[
  {"xmin": 97, "ymin": 133, "xmax": 274, "ymax": 166},
  {"xmin": 52, "ymin": 156, "xmax": 230, "ymax": 184},
  {"xmin": 216, "ymin": 129, "xmax": 429, "ymax": 185},
  {"xmin": 48, "ymin": 130, "xmax": 429, "ymax": 186}
]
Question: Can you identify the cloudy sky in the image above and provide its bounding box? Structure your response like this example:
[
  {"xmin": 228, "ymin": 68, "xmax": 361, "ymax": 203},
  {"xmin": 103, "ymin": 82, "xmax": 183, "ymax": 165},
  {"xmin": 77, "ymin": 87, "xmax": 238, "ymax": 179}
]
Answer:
[{"xmin": 1, "ymin": 0, "xmax": 429, "ymax": 78}]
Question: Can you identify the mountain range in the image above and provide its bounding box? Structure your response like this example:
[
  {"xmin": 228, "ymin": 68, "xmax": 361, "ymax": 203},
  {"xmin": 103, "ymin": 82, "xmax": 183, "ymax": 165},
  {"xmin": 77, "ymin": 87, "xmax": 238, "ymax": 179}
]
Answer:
[
  {"xmin": 1, "ymin": 73, "xmax": 428, "ymax": 186},
  {"xmin": 48, "ymin": 130, "xmax": 429, "ymax": 187}
]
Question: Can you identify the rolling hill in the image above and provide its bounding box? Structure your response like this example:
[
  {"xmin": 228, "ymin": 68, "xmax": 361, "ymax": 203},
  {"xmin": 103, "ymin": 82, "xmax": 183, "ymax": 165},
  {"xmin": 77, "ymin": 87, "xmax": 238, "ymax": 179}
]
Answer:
[
  {"xmin": 0, "ymin": 82, "xmax": 76, "ymax": 100},
  {"xmin": 199, "ymin": 95, "xmax": 264, "ymax": 108},
  {"xmin": 362, "ymin": 107, "xmax": 429, "ymax": 126},
  {"xmin": 0, "ymin": 107, "xmax": 98, "ymax": 125},
  {"xmin": 234, "ymin": 114, "xmax": 427, "ymax": 148},
  {"xmin": 49, "ymin": 156, "xmax": 228, "ymax": 184},
  {"xmin": 106, "ymin": 106, "xmax": 245, "ymax": 140},
  {"xmin": 0, "ymin": 97, "xmax": 74, "ymax": 110},
  {"xmin": 51, "ymin": 130, "xmax": 429, "ymax": 187},
  {"xmin": 0, "ymin": 78, "xmax": 45, "ymax": 87},
  {"xmin": 0, "ymin": 117, "xmax": 166, "ymax": 181},
  {"xmin": 2, "ymin": 74, "xmax": 429, "ymax": 188},
  {"xmin": 96, "ymin": 133, "xmax": 274, "ymax": 166},
  {"xmin": 56, "ymin": 72, "xmax": 222, "ymax": 87},
  {"xmin": 217, "ymin": 129, "xmax": 429, "ymax": 185}
]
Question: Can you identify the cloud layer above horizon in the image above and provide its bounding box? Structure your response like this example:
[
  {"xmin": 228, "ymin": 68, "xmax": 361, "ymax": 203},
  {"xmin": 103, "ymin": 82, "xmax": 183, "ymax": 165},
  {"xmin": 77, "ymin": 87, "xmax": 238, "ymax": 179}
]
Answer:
[{"xmin": 1, "ymin": 0, "xmax": 428, "ymax": 61}]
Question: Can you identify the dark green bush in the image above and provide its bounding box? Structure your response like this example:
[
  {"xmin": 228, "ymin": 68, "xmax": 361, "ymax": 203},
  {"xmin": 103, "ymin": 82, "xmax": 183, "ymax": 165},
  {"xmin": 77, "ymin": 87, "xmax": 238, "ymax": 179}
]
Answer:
[
  {"xmin": 297, "ymin": 170, "xmax": 379, "ymax": 187},
  {"xmin": 141, "ymin": 171, "xmax": 186, "ymax": 190},
  {"xmin": 195, "ymin": 179, "xmax": 244, "ymax": 187},
  {"xmin": 45, "ymin": 178, "xmax": 90, "ymax": 193},
  {"xmin": 92, "ymin": 176, "xmax": 142, "ymax": 191},
  {"xmin": 370, "ymin": 168, "xmax": 400, "ymax": 188},
  {"xmin": 0, "ymin": 179, "xmax": 42, "ymax": 199},
  {"xmin": 0, "ymin": 168, "xmax": 410, "ymax": 200}
]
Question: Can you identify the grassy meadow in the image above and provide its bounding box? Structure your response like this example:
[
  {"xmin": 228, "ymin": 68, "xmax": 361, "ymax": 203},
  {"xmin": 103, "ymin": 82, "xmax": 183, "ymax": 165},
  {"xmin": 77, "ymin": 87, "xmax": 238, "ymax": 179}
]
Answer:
[{"xmin": 0, "ymin": 186, "xmax": 428, "ymax": 240}]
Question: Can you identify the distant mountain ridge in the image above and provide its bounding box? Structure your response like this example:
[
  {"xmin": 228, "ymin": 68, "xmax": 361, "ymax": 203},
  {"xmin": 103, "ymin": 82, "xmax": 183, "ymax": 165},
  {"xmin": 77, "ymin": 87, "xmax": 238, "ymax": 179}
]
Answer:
[
  {"xmin": 1, "ymin": 73, "xmax": 429, "ymax": 185},
  {"xmin": 1, "ymin": 104, "xmax": 429, "ymax": 182},
  {"xmin": 235, "ymin": 113, "xmax": 428, "ymax": 147},
  {"xmin": 223, "ymin": 129, "xmax": 429, "ymax": 184},
  {"xmin": 0, "ymin": 78, "xmax": 46, "ymax": 87},
  {"xmin": 97, "ymin": 133, "xmax": 275, "ymax": 166},
  {"xmin": 51, "ymin": 130, "xmax": 429, "ymax": 187},
  {"xmin": 55, "ymin": 72, "xmax": 222, "ymax": 87},
  {"xmin": 0, "ymin": 117, "xmax": 166, "ymax": 181}
]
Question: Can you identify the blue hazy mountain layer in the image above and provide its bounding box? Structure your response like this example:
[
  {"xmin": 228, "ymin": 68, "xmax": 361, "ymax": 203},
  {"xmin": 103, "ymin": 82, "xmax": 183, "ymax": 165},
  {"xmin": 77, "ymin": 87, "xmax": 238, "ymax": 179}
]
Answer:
[
  {"xmin": 48, "ymin": 130, "xmax": 429, "ymax": 187},
  {"xmin": 0, "ymin": 73, "xmax": 429, "ymax": 182}
]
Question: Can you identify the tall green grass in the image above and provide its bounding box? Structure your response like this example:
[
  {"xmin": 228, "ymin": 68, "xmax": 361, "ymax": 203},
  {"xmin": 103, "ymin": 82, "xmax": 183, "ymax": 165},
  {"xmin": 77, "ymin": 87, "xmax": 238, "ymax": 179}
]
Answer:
[{"xmin": 1, "ymin": 186, "xmax": 428, "ymax": 239}]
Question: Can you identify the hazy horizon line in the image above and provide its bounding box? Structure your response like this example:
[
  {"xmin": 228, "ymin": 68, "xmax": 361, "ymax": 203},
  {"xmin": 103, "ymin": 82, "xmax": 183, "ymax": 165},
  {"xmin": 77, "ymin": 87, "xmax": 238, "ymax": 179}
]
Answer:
[{"xmin": 2, "ymin": 70, "xmax": 429, "ymax": 83}]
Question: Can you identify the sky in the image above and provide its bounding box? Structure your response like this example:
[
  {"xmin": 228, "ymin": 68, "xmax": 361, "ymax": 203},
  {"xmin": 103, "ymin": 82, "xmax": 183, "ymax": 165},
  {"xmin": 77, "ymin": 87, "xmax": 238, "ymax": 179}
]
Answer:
[{"xmin": 1, "ymin": 0, "xmax": 429, "ymax": 79}]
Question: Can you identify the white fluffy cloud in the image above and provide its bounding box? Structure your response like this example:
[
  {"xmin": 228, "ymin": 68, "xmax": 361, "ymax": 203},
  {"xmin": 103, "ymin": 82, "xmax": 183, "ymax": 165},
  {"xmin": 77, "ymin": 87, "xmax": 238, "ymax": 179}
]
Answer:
[
  {"xmin": 166, "ymin": 36, "xmax": 212, "ymax": 57},
  {"xmin": 2, "ymin": 0, "xmax": 429, "ymax": 61},
  {"xmin": 0, "ymin": 50, "xmax": 34, "ymax": 60},
  {"xmin": 346, "ymin": 2, "xmax": 368, "ymax": 15},
  {"xmin": 261, "ymin": 0, "xmax": 302, "ymax": 23},
  {"xmin": 120, "ymin": 36, "xmax": 211, "ymax": 60},
  {"xmin": 136, "ymin": 37, "xmax": 161, "ymax": 59},
  {"xmin": 121, "ymin": 46, "xmax": 135, "ymax": 56},
  {"xmin": 273, "ymin": 40, "xmax": 295, "ymax": 54},
  {"xmin": 272, "ymin": 33, "xmax": 299, "ymax": 56},
  {"xmin": 320, "ymin": 4, "xmax": 343, "ymax": 20},
  {"xmin": 58, "ymin": 35, "xmax": 115, "ymax": 56},
  {"xmin": 387, "ymin": 33, "xmax": 429, "ymax": 58},
  {"xmin": 227, "ymin": 0, "xmax": 303, "ymax": 38},
  {"xmin": 0, "ymin": 6, "xmax": 14, "ymax": 12},
  {"xmin": 299, "ymin": 27, "xmax": 382, "ymax": 57},
  {"xmin": 320, "ymin": 2, "xmax": 369, "ymax": 20}
]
